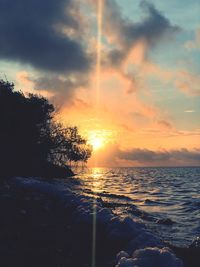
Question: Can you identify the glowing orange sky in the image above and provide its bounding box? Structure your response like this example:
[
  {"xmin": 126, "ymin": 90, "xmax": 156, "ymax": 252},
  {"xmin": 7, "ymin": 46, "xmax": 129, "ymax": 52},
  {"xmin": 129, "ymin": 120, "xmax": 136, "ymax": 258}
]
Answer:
[{"xmin": 1, "ymin": 0, "xmax": 200, "ymax": 166}]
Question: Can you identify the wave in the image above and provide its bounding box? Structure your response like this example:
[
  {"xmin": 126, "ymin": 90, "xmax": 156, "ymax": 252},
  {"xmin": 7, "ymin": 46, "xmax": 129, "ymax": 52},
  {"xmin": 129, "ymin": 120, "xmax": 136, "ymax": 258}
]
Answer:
[{"xmin": 12, "ymin": 176, "xmax": 183, "ymax": 267}]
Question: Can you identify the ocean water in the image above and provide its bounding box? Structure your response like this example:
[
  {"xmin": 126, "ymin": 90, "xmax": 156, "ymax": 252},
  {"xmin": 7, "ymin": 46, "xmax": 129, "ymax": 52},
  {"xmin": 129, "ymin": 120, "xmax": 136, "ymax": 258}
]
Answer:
[{"xmin": 76, "ymin": 167, "xmax": 200, "ymax": 247}]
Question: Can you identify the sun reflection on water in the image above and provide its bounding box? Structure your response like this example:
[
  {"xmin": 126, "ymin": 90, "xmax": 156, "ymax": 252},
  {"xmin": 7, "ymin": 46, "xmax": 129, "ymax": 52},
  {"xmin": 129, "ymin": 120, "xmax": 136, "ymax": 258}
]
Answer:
[
  {"xmin": 91, "ymin": 167, "xmax": 104, "ymax": 192},
  {"xmin": 91, "ymin": 168, "xmax": 103, "ymax": 267}
]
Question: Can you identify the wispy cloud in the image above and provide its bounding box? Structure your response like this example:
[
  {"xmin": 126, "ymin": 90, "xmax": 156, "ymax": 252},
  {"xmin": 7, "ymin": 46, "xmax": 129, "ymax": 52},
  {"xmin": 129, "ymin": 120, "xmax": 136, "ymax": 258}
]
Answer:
[
  {"xmin": 175, "ymin": 70, "xmax": 200, "ymax": 96},
  {"xmin": 185, "ymin": 27, "xmax": 200, "ymax": 50},
  {"xmin": 184, "ymin": 110, "xmax": 195, "ymax": 113},
  {"xmin": 103, "ymin": 0, "xmax": 180, "ymax": 66}
]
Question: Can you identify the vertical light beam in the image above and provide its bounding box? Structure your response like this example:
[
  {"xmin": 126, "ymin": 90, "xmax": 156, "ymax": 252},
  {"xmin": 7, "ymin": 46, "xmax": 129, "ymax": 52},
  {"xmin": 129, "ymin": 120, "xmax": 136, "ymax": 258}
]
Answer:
[
  {"xmin": 95, "ymin": 0, "xmax": 103, "ymax": 111},
  {"xmin": 92, "ymin": 1, "xmax": 103, "ymax": 267}
]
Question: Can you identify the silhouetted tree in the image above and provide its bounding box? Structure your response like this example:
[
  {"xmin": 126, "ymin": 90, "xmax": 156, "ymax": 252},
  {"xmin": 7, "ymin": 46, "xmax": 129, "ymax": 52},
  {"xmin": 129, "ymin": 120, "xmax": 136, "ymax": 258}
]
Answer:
[
  {"xmin": 48, "ymin": 124, "xmax": 92, "ymax": 166},
  {"xmin": 0, "ymin": 79, "xmax": 92, "ymax": 177}
]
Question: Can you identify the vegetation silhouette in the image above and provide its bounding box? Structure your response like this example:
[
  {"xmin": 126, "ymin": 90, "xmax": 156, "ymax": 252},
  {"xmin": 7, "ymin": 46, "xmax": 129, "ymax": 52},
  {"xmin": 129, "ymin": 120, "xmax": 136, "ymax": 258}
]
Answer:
[{"xmin": 0, "ymin": 79, "xmax": 92, "ymax": 178}]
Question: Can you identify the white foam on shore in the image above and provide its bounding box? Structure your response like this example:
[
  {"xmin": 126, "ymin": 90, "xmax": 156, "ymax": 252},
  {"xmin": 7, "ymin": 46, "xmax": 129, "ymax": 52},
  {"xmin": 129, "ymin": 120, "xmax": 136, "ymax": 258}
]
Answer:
[{"xmin": 116, "ymin": 247, "xmax": 183, "ymax": 267}]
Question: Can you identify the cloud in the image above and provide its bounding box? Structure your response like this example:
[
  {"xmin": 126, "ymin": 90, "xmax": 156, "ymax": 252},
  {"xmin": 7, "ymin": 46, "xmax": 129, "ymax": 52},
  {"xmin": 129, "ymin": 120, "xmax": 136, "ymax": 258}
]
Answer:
[
  {"xmin": 16, "ymin": 70, "xmax": 89, "ymax": 107},
  {"xmin": 0, "ymin": 0, "xmax": 91, "ymax": 72},
  {"xmin": 33, "ymin": 74, "xmax": 88, "ymax": 106},
  {"xmin": 184, "ymin": 110, "xmax": 195, "ymax": 113},
  {"xmin": 175, "ymin": 70, "xmax": 200, "ymax": 96},
  {"xmin": 157, "ymin": 120, "xmax": 173, "ymax": 129},
  {"xmin": 103, "ymin": 0, "xmax": 180, "ymax": 66},
  {"xmin": 117, "ymin": 148, "xmax": 200, "ymax": 166},
  {"xmin": 185, "ymin": 27, "xmax": 200, "ymax": 50},
  {"xmin": 93, "ymin": 0, "xmax": 181, "ymax": 97}
]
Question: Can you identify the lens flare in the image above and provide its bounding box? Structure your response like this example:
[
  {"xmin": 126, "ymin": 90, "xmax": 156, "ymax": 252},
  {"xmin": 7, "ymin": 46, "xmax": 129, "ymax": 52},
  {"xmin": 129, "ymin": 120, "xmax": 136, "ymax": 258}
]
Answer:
[
  {"xmin": 92, "ymin": 1, "xmax": 103, "ymax": 267},
  {"xmin": 95, "ymin": 0, "xmax": 103, "ymax": 111}
]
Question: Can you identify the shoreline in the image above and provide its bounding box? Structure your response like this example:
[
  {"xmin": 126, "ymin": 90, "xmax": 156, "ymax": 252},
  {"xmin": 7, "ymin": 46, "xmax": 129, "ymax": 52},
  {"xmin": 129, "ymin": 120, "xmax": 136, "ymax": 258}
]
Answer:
[{"xmin": 0, "ymin": 176, "xmax": 199, "ymax": 267}]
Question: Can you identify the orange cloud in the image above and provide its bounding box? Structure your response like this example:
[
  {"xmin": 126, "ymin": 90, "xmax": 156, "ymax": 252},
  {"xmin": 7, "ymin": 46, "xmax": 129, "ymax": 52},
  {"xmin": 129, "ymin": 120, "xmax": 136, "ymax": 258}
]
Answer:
[
  {"xmin": 175, "ymin": 70, "xmax": 200, "ymax": 96},
  {"xmin": 16, "ymin": 71, "xmax": 34, "ymax": 89}
]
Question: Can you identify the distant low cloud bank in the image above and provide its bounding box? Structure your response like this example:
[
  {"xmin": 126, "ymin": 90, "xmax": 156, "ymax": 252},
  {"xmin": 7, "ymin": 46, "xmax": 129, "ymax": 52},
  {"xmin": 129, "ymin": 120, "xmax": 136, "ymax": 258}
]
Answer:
[{"xmin": 117, "ymin": 148, "xmax": 200, "ymax": 166}]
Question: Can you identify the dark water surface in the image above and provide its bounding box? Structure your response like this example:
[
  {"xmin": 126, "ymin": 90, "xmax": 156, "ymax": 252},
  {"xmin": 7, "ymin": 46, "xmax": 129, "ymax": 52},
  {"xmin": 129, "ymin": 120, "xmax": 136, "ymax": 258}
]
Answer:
[{"xmin": 76, "ymin": 167, "xmax": 200, "ymax": 247}]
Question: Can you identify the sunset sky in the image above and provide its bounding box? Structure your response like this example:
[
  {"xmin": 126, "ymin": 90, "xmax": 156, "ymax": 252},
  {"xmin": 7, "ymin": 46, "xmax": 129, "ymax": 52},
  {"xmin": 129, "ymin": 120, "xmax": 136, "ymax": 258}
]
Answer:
[{"xmin": 0, "ymin": 0, "xmax": 200, "ymax": 166}]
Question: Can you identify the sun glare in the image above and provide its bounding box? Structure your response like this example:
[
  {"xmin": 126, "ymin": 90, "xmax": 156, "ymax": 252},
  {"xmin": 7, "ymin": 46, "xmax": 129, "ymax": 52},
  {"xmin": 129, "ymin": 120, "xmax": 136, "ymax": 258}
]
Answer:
[
  {"xmin": 87, "ymin": 129, "xmax": 113, "ymax": 151},
  {"xmin": 89, "ymin": 136, "xmax": 105, "ymax": 150}
]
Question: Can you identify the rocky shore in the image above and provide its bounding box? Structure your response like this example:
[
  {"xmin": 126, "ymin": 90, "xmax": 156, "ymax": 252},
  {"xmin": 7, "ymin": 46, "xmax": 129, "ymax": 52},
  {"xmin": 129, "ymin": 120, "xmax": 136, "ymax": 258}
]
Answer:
[{"xmin": 0, "ymin": 176, "xmax": 199, "ymax": 267}]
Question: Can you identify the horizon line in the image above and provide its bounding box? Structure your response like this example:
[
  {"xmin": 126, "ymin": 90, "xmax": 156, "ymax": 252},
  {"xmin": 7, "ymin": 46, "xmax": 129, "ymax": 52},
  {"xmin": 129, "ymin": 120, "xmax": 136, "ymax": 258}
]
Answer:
[{"xmin": 86, "ymin": 165, "xmax": 200, "ymax": 168}]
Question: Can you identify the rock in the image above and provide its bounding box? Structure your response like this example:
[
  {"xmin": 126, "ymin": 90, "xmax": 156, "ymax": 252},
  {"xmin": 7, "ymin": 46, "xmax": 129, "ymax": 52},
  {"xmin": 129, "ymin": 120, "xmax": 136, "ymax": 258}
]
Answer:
[{"xmin": 189, "ymin": 236, "xmax": 200, "ymax": 248}]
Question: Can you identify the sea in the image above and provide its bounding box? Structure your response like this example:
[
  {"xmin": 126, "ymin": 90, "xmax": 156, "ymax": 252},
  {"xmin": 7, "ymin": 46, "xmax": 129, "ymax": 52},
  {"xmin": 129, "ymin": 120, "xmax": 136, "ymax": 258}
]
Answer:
[{"xmin": 76, "ymin": 167, "xmax": 200, "ymax": 247}]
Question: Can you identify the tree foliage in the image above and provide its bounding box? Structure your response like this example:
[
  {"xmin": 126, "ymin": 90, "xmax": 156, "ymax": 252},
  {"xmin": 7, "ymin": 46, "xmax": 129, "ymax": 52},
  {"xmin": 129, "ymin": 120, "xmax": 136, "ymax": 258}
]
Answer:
[{"xmin": 0, "ymin": 79, "xmax": 92, "ymax": 177}]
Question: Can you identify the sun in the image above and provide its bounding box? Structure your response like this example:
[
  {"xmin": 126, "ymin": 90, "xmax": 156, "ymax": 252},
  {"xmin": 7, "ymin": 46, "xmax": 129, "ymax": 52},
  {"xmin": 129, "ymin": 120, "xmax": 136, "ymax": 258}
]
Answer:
[
  {"xmin": 87, "ymin": 130, "xmax": 109, "ymax": 151},
  {"xmin": 89, "ymin": 135, "xmax": 105, "ymax": 150},
  {"xmin": 86, "ymin": 128, "xmax": 115, "ymax": 151}
]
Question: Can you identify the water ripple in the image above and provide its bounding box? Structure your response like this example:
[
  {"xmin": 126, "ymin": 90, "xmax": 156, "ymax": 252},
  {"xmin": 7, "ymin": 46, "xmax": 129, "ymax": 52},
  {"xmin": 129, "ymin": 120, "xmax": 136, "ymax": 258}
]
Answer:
[{"xmin": 76, "ymin": 167, "xmax": 200, "ymax": 246}]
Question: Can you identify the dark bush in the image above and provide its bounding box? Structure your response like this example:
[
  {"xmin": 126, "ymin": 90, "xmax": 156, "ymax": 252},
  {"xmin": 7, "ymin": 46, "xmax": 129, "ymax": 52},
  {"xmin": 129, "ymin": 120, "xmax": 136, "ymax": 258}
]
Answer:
[{"xmin": 0, "ymin": 79, "xmax": 92, "ymax": 178}]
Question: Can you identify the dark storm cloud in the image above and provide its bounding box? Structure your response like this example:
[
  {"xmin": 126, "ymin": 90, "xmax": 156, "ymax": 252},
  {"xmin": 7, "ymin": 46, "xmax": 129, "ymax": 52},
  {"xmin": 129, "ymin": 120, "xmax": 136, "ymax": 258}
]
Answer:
[
  {"xmin": 0, "ymin": 0, "xmax": 90, "ymax": 72},
  {"xmin": 117, "ymin": 148, "xmax": 200, "ymax": 164},
  {"xmin": 125, "ymin": 1, "xmax": 180, "ymax": 47},
  {"xmin": 105, "ymin": 0, "xmax": 180, "ymax": 65}
]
